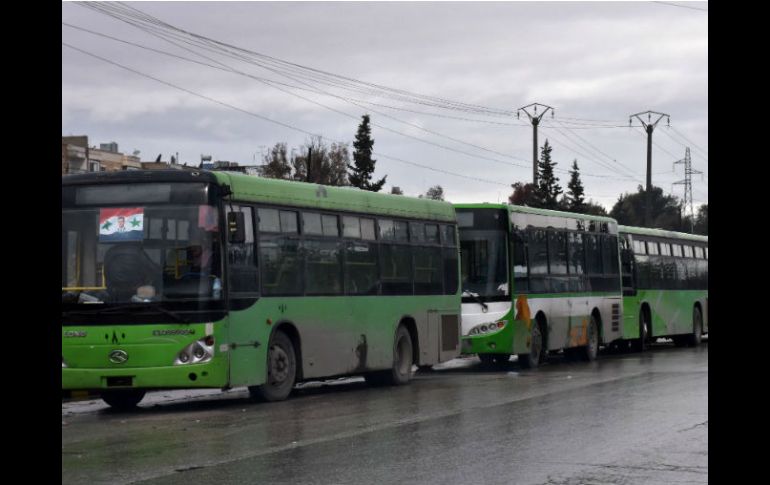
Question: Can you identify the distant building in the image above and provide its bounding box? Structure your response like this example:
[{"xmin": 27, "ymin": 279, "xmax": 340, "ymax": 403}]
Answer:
[
  {"xmin": 61, "ymin": 136, "xmax": 141, "ymax": 174},
  {"xmin": 99, "ymin": 141, "xmax": 119, "ymax": 153}
]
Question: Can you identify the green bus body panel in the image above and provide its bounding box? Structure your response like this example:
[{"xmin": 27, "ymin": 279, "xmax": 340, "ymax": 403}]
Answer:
[
  {"xmin": 622, "ymin": 290, "xmax": 708, "ymax": 339},
  {"xmin": 63, "ymin": 172, "xmax": 461, "ymax": 393},
  {"xmin": 618, "ymin": 225, "xmax": 708, "ymax": 243},
  {"xmin": 227, "ymin": 295, "xmax": 459, "ymax": 386},
  {"xmin": 63, "ymin": 294, "xmax": 459, "ymax": 391},
  {"xmin": 455, "ymin": 202, "xmax": 618, "ymax": 225},
  {"xmin": 62, "ymin": 321, "xmax": 229, "ymax": 390},
  {"xmin": 456, "ymin": 203, "xmax": 623, "ymax": 358},
  {"xmin": 214, "ymin": 172, "xmax": 456, "ymax": 221},
  {"xmin": 618, "ymin": 225, "xmax": 708, "ymax": 339}
]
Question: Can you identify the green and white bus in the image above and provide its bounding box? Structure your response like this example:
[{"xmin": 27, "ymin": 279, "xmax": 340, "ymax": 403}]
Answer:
[
  {"xmin": 618, "ymin": 225, "xmax": 708, "ymax": 350},
  {"xmin": 456, "ymin": 204, "xmax": 624, "ymax": 368},
  {"xmin": 62, "ymin": 170, "xmax": 461, "ymax": 409}
]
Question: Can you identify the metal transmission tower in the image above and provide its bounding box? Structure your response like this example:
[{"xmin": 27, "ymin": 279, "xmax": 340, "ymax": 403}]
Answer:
[
  {"xmin": 518, "ymin": 103, "xmax": 554, "ymax": 185},
  {"xmin": 673, "ymin": 147, "xmax": 703, "ymax": 233},
  {"xmin": 629, "ymin": 110, "xmax": 670, "ymax": 227}
]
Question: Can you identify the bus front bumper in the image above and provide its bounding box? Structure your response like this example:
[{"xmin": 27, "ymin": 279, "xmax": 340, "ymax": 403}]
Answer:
[
  {"xmin": 62, "ymin": 359, "xmax": 228, "ymax": 391},
  {"xmin": 461, "ymin": 319, "xmax": 532, "ymax": 355}
]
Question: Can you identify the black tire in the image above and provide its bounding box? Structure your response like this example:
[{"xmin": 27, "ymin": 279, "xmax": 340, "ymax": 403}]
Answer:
[
  {"xmin": 631, "ymin": 309, "xmax": 650, "ymax": 352},
  {"xmin": 578, "ymin": 315, "xmax": 600, "ymax": 362},
  {"xmin": 686, "ymin": 307, "xmax": 703, "ymax": 347},
  {"xmin": 249, "ymin": 331, "xmax": 296, "ymax": 402},
  {"xmin": 672, "ymin": 335, "xmax": 687, "ymax": 347},
  {"xmin": 478, "ymin": 353, "xmax": 510, "ymax": 369},
  {"xmin": 365, "ymin": 325, "xmax": 413, "ymax": 386},
  {"xmin": 518, "ymin": 321, "xmax": 544, "ymax": 369},
  {"xmin": 101, "ymin": 389, "xmax": 146, "ymax": 410}
]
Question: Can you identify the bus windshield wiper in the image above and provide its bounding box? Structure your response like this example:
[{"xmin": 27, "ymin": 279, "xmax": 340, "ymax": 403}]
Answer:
[
  {"xmin": 62, "ymin": 303, "xmax": 189, "ymax": 323},
  {"xmin": 462, "ymin": 290, "xmax": 488, "ymax": 312}
]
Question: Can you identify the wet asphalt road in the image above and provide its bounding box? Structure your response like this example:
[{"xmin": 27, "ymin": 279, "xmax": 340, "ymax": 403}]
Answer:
[{"xmin": 62, "ymin": 342, "xmax": 707, "ymax": 485}]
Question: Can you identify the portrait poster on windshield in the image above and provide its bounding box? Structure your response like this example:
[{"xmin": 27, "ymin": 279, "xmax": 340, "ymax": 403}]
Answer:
[{"xmin": 99, "ymin": 208, "xmax": 144, "ymax": 242}]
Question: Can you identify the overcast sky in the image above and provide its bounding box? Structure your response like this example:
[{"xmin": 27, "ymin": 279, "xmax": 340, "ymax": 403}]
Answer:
[{"xmin": 62, "ymin": 1, "xmax": 708, "ymax": 210}]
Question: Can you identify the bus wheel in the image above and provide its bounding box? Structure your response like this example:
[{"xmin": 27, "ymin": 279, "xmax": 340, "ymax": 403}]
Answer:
[
  {"xmin": 479, "ymin": 353, "xmax": 510, "ymax": 369},
  {"xmin": 365, "ymin": 325, "xmax": 413, "ymax": 386},
  {"xmin": 632, "ymin": 310, "xmax": 650, "ymax": 352},
  {"xmin": 101, "ymin": 389, "xmax": 146, "ymax": 410},
  {"xmin": 249, "ymin": 331, "xmax": 296, "ymax": 402},
  {"xmin": 518, "ymin": 322, "xmax": 543, "ymax": 369},
  {"xmin": 578, "ymin": 316, "xmax": 600, "ymax": 362},
  {"xmin": 686, "ymin": 307, "xmax": 703, "ymax": 347}
]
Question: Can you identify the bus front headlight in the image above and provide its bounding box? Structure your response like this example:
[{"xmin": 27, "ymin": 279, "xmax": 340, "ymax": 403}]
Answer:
[{"xmin": 174, "ymin": 336, "xmax": 215, "ymax": 365}]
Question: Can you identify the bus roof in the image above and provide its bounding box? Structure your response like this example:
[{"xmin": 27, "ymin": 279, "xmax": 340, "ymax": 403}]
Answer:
[
  {"xmin": 618, "ymin": 225, "xmax": 708, "ymax": 243},
  {"xmin": 213, "ymin": 171, "xmax": 456, "ymax": 221},
  {"xmin": 63, "ymin": 170, "xmax": 456, "ymax": 221},
  {"xmin": 454, "ymin": 202, "xmax": 617, "ymax": 224}
]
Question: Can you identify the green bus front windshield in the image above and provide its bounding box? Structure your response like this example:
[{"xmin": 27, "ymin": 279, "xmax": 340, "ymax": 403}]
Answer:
[
  {"xmin": 62, "ymin": 198, "xmax": 223, "ymax": 306},
  {"xmin": 460, "ymin": 230, "xmax": 508, "ymax": 299}
]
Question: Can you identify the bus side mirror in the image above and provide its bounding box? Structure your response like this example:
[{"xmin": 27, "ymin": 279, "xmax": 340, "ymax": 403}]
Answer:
[{"xmin": 228, "ymin": 212, "xmax": 245, "ymax": 243}]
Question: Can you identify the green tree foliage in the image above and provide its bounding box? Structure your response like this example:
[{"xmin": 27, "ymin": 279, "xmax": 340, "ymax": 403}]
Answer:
[
  {"xmin": 390, "ymin": 186, "xmax": 404, "ymax": 195},
  {"xmin": 562, "ymin": 159, "xmax": 586, "ymax": 212},
  {"xmin": 292, "ymin": 137, "xmax": 350, "ymax": 186},
  {"xmin": 581, "ymin": 200, "xmax": 609, "ymax": 216},
  {"xmin": 692, "ymin": 204, "xmax": 708, "ymax": 235},
  {"xmin": 348, "ymin": 115, "xmax": 387, "ymax": 191},
  {"xmin": 533, "ymin": 140, "xmax": 562, "ymax": 209},
  {"xmin": 258, "ymin": 142, "xmax": 292, "ymax": 180},
  {"xmin": 422, "ymin": 185, "xmax": 445, "ymax": 201},
  {"xmin": 610, "ymin": 185, "xmax": 685, "ymax": 230},
  {"xmin": 508, "ymin": 182, "xmax": 537, "ymax": 206}
]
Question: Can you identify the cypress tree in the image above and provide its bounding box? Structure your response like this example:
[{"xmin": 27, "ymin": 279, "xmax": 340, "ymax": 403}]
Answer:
[
  {"xmin": 565, "ymin": 159, "xmax": 586, "ymax": 212},
  {"xmin": 348, "ymin": 115, "xmax": 387, "ymax": 191},
  {"xmin": 534, "ymin": 140, "xmax": 562, "ymax": 209}
]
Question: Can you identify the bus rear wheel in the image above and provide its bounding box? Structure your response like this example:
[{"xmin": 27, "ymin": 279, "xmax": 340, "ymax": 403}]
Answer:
[
  {"xmin": 365, "ymin": 325, "xmax": 413, "ymax": 386},
  {"xmin": 686, "ymin": 307, "xmax": 703, "ymax": 347},
  {"xmin": 577, "ymin": 316, "xmax": 600, "ymax": 362},
  {"xmin": 518, "ymin": 322, "xmax": 543, "ymax": 369},
  {"xmin": 101, "ymin": 389, "xmax": 146, "ymax": 410},
  {"xmin": 632, "ymin": 309, "xmax": 650, "ymax": 352},
  {"xmin": 249, "ymin": 330, "xmax": 297, "ymax": 402}
]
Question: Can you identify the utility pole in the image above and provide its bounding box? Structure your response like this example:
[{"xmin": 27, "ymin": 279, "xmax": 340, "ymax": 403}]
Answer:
[
  {"xmin": 306, "ymin": 146, "xmax": 313, "ymax": 183},
  {"xmin": 518, "ymin": 103, "xmax": 554, "ymax": 185},
  {"xmin": 673, "ymin": 147, "xmax": 702, "ymax": 233},
  {"xmin": 629, "ymin": 110, "xmax": 670, "ymax": 227}
]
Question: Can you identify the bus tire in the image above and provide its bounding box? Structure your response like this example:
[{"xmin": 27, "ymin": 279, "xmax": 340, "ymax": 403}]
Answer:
[
  {"xmin": 249, "ymin": 330, "xmax": 296, "ymax": 402},
  {"xmin": 478, "ymin": 353, "xmax": 510, "ymax": 369},
  {"xmin": 518, "ymin": 321, "xmax": 544, "ymax": 369},
  {"xmin": 632, "ymin": 309, "xmax": 650, "ymax": 352},
  {"xmin": 578, "ymin": 315, "xmax": 600, "ymax": 362},
  {"xmin": 365, "ymin": 325, "xmax": 413, "ymax": 386},
  {"xmin": 101, "ymin": 389, "xmax": 146, "ymax": 410},
  {"xmin": 686, "ymin": 307, "xmax": 703, "ymax": 347}
]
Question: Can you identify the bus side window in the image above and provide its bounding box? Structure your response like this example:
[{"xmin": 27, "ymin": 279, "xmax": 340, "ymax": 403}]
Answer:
[
  {"xmin": 512, "ymin": 230, "xmax": 528, "ymax": 294},
  {"xmin": 228, "ymin": 206, "xmax": 258, "ymax": 296}
]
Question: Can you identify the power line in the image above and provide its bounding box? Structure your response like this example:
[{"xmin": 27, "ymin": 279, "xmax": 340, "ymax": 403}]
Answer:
[
  {"xmin": 548, "ymin": 119, "xmax": 641, "ymax": 178},
  {"xmin": 653, "ymin": 2, "xmax": 708, "ymax": 13},
  {"xmin": 77, "ymin": 1, "xmax": 520, "ymax": 119},
  {"xmin": 62, "ymin": 41, "xmax": 512, "ymax": 188},
  {"xmin": 539, "ymin": 126, "xmax": 641, "ymax": 181},
  {"xmin": 65, "ymin": 15, "xmax": 543, "ymax": 171}
]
